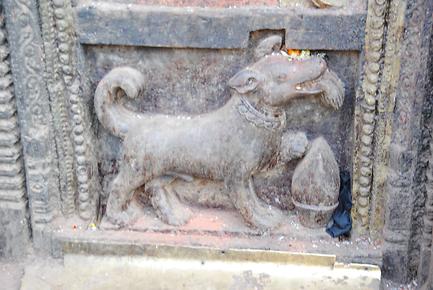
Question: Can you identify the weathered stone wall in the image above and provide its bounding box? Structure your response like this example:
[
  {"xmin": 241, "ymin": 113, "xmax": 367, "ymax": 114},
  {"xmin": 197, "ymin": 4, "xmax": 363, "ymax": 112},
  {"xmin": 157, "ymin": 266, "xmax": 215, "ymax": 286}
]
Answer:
[
  {"xmin": 2, "ymin": 0, "xmax": 433, "ymax": 287},
  {"xmin": 416, "ymin": 2, "xmax": 433, "ymax": 284},
  {"xmin": 419, "ymin": 84, "xmax": 433, "ymax": 288}
]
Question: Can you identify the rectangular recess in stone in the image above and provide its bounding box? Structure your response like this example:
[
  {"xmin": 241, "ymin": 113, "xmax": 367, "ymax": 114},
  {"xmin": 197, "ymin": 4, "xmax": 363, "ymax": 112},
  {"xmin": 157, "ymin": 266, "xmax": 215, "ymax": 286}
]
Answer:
[{"xmin": 76, "ymin": 2, "xmax": 366, "ymax": 50}]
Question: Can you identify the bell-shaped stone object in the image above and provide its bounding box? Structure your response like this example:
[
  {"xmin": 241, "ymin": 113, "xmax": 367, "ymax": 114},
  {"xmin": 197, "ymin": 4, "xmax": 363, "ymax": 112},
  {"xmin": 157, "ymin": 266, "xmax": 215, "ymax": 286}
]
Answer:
[{"xmin": 291, "ymin": 137, "xmax": 340, "ymax": 228}]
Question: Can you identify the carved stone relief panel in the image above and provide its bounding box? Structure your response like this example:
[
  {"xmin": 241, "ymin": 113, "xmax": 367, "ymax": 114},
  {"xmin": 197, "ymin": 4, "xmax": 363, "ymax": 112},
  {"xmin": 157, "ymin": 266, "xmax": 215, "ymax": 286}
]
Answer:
[
  {"xmin": 71, "ymin": 2, "xmax": 363, "ymax": 245},
  {"xmin": 86, "ymin": 48, "xmax": 358, "ymax": 223},
  {"xmin": 93, "ymin": 38, "xmax": 345, "ymax": 230},
  {"xmin": 2, "ymin": 0, "xmax": 380, "ymax": 259}
]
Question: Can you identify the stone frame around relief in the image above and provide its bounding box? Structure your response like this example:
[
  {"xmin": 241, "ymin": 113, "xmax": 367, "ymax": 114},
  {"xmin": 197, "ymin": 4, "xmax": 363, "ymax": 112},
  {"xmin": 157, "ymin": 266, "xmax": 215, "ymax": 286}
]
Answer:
[{"xmin": 73, "ymin": 1, "xmax": 366, "ymax": 214}]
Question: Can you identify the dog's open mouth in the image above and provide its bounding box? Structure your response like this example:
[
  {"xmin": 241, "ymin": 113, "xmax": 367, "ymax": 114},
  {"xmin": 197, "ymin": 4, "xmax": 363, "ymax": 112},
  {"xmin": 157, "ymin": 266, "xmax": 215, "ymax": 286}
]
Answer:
[
  {"xmin": 295, "ymin": 69, "xmax": 326, "ymax": 95},
  {"xmin": 280, "ymin": 50, "xmax": 345, "ymax": 110},
  {"xmin": 295, "ymin": 68, "xmax": 345, "ymax": 110}
]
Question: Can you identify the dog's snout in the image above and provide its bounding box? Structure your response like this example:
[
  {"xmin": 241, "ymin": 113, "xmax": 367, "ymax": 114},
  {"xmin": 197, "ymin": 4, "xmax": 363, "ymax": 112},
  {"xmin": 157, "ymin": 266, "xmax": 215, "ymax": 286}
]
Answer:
[
  {"xmin": 309, "ymin": 57, "xmax": 327, "ymax": 73},
  {"xmin": 307, "ymin": 57, "xmax": 327, "ymax": 79}
]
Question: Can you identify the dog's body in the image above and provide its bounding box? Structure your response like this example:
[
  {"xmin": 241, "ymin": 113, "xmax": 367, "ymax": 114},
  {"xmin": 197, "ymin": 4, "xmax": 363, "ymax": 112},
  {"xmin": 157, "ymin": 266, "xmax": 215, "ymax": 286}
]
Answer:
[
  {"xmin": 125, "ymin": 98, "xmax": 279, "ymax": 181},
  {"xmin": 95, "ymin": 40, "xmax": 344, "ymax": 230}
]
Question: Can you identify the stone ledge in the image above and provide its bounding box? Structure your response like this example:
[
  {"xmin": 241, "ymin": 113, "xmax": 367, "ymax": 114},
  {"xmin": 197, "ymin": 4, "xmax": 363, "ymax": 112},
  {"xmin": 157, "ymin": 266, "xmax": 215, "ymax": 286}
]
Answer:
[
  {"xmin": 76, "ymin": 2, "xmax": 366, "ymax": 50},
  {"xmin": 48, "ymin": 207, "xmax": 382, "ymax": 265}
]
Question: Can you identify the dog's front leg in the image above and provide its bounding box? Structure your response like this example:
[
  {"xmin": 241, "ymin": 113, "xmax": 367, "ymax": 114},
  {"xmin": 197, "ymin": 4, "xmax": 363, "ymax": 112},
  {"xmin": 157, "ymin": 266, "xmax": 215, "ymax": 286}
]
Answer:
[{"xmin": 226, "ymin": 175, "xmax": 284, "ymax": 231}]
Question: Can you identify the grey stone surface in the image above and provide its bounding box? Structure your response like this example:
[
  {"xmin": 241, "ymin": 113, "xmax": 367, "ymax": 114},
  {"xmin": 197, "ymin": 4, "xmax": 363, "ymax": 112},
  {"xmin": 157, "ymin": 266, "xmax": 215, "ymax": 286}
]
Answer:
[{"xmin": 76, "ymin": 2, "xmax": 366, "ymax": 50}]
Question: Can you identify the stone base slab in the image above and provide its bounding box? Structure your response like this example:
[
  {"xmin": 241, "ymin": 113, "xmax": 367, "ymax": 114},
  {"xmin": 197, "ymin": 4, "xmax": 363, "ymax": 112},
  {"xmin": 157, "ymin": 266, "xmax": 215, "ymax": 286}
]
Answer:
[
  {"xmin": 20, "ymin": 250, "xmax": 380, "ymax": 290},
  {"xmin": 49, "ymin": 207, "xmax": 382, "ymax": 265}
]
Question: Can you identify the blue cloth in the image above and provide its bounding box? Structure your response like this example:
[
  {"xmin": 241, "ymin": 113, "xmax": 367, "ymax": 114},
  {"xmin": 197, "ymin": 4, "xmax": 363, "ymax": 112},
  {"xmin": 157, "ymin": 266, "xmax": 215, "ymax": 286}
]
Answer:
[{"xmin": 326, "ymin": 170, "xmax": 352, "ymax": 238}]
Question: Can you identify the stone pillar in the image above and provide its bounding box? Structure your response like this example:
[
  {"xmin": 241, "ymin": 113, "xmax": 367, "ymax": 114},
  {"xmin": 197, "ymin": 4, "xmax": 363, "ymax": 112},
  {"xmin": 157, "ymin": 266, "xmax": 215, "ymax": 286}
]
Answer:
[
  {"xmin": 3, "ymin": 0, "xmax": 61, "ymax": 252},
  {"xmin": 382, "ymin": 0, "xmax": 433, "ymax": 283},
  {"xmin": 0, "ymin": 4, "xmax": 30, "ymax": 258}
]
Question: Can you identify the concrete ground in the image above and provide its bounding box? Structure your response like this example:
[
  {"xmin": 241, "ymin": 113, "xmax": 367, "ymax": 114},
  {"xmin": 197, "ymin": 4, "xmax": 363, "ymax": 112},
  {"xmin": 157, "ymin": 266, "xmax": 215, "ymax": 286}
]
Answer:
[
  {"xmin": 17, "ymin": 253, "xmax": 380, "ymax": 290},
  {"xmin": 0, "ymin": 259, "xmax": 24, "ymax": 290},
  {"xmin": 0, "ymin": 253, "xmax": 418, "ymax": 289}
]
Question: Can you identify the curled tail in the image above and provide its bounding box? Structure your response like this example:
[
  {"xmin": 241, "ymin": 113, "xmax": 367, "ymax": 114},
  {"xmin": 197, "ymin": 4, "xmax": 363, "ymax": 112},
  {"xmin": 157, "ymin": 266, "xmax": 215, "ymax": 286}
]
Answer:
[{"xmin": 94, "ymin": 67, "xmax": 145, "ymax": 139}]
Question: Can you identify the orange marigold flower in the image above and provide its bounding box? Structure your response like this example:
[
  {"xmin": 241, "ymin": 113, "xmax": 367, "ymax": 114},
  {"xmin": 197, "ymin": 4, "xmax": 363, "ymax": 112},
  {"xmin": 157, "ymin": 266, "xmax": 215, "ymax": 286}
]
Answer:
[{"xmin": 287, "ymin": 49, "xmax": 301, "ymax": 56}]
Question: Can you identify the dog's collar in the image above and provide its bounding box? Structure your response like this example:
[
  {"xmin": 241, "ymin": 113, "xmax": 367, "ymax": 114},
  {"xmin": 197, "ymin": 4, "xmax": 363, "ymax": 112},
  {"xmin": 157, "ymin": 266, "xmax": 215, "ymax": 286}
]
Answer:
[{"xmin": 237, "ymin": 97, "xmax": 286, "ymax": 131}]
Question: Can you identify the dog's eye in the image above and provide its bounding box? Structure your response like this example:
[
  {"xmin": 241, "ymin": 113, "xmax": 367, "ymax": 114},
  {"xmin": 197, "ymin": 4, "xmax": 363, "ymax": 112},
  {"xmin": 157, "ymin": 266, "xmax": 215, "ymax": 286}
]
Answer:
[{"xmin": 247, "ymin": 78, "xmax": 256, "ymax": 85}]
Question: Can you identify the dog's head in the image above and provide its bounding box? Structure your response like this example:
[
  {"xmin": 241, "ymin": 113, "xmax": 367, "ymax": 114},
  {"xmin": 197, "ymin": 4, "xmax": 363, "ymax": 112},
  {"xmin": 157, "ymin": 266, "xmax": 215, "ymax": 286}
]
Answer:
[{"xmin": 228, "ymin": 36, "xmax": 344, "ymax": 110}]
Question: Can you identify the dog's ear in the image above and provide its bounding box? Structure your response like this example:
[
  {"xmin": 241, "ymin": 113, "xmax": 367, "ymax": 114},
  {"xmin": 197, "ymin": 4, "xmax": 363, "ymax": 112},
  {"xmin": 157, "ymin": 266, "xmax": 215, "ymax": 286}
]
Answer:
[
  {"xmin": 228, "ymin": 69, "xmax": 260, "ymax": 94},
  {"xmin": 255, "ymin": 35, "xmax": 283, "ymax": 59}
]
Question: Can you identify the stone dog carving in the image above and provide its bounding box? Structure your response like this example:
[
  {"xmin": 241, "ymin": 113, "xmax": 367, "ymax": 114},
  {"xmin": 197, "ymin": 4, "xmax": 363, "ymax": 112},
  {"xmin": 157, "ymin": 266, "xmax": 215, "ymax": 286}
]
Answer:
[{"xmin": 94, "ymin": 36, "xmax": 344, "ymax": 230}]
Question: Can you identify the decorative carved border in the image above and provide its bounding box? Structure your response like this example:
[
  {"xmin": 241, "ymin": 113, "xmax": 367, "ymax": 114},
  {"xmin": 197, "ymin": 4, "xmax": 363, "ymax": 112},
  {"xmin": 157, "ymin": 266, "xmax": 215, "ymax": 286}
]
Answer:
[
  {"xmin": 52, "ymin": 0, "xmax": 96, "ymax": 220},
  {"xmin": 353, "ymin": 0, "xmax": 388, "ymax": 234},
  {"xmin": 39, "ymin": 0, "xmax": 76, "ymax": 217},
  {"xmin": 3, "ymin": 0, "xmax": 59, "ymax": 229},
  {"xmin": 0, "ymin": 7, "xmax": 26, "ymax": 206},
  {"xmin": 369, "ymin": 0, "xmax": 406, "ymax": 239}
]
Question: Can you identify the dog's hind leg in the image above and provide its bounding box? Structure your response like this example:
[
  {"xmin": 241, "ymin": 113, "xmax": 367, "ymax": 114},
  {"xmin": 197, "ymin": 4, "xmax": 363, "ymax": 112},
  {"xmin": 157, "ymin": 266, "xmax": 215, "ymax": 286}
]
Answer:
[
  {"xmin": 105, "ymin": 161, "xmax": 146, "ymax": 227},
  {"xmin": 150, "ymin": 176, "xmax": 193, "ymax": 226},
  {"xmin": 227, "ymin": 175, "xmax": 284, "ymax": 231}
]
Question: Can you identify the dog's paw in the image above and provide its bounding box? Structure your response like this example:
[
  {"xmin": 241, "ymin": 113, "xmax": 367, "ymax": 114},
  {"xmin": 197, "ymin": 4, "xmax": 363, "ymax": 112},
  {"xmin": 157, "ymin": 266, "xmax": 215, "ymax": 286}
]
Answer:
[
  {"xmin": 155, "ymin": 207, "xmax": 192, "ymax": 226},
  {"xmin": 152, "ymin": 197, "xmax": 193, "ymax": 226},
  {"xmin": 248, "ymin": 204, "xmax": 284, "ymax": 231},
  {"xmin": 151, "ymin": 186, "xmax": 193, "ymax": 226},
  {"xmin": 105, "ymin": 210, "xmax": 135, "ymax": 228},
  {"xmin": 280, "ymin": 131, "xmax": 310, "ymax": 162}
]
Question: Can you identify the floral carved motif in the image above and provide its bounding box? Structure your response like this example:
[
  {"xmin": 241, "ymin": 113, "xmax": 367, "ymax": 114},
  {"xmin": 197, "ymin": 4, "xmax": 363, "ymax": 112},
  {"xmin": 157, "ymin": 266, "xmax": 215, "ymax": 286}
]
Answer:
[
  {"xmin": 39, "ymin": 0, "xmax": 76, "ymax": 216},
  {"xmin": 52, "ymin": 0, "xmax": 95, "ymax": 220},
  {"xmin": 3, "ymin": 0, "xmax": 58, "ymax": 225},
  {"xmin": 353, "ymin": 0, "xmax": 388, "ymax": 233}
]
